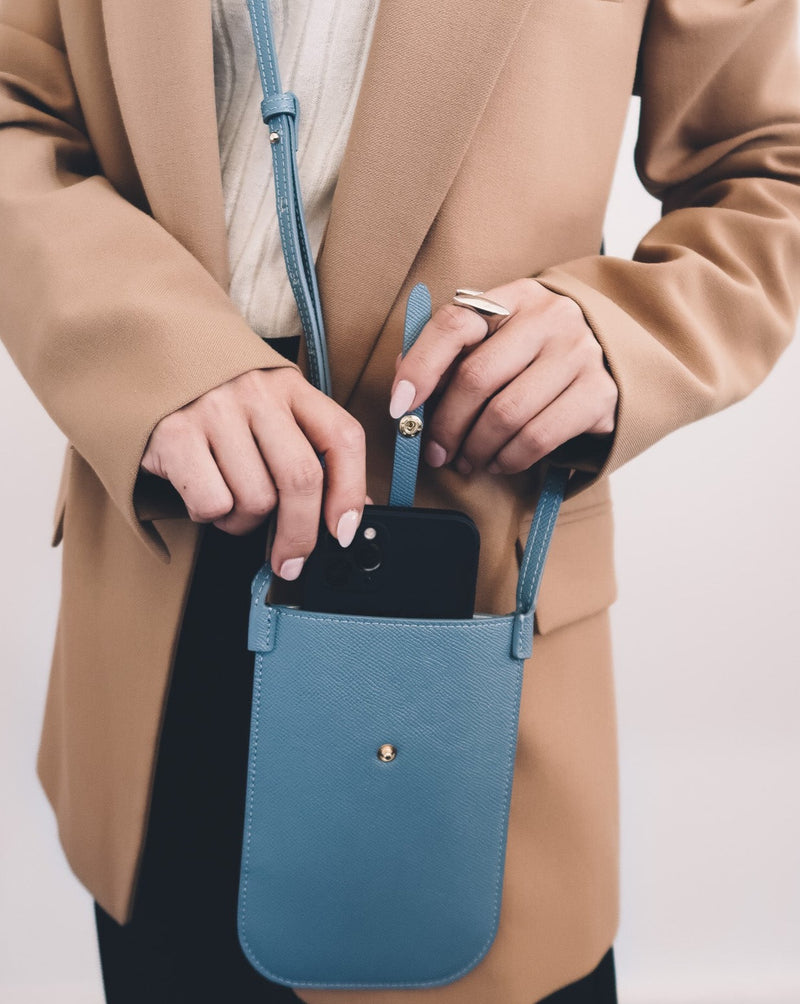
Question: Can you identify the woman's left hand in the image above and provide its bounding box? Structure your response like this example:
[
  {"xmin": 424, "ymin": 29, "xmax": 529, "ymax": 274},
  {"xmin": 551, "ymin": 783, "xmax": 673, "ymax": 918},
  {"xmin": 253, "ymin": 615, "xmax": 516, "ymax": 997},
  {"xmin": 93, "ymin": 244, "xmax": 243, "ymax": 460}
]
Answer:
[{"xmin": 388, "ymin": 278, "xmax": 618, "ymax": 475}]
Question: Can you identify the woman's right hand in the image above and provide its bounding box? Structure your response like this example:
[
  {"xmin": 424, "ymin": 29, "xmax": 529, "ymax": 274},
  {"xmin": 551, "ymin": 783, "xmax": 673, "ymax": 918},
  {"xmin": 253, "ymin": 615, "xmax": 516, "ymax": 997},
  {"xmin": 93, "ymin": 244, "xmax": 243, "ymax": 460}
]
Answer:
[{"xmin": 140, "ymin": 367, "xmax": 367, "ymax": 579}]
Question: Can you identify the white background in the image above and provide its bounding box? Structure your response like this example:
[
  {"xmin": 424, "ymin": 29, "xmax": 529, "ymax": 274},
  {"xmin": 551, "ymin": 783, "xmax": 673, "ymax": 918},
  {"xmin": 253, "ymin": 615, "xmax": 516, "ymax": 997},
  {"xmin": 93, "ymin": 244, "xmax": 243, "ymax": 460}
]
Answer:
[{"xmin": 1, "ymin": 96, "xmax": 799, "ymax": 1002}]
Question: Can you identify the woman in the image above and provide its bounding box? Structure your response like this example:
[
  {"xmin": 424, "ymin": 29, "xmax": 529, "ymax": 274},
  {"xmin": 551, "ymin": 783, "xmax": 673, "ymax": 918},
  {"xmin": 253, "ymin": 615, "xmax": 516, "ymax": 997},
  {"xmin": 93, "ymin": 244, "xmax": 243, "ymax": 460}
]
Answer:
[{"xmin": 1, "ymin": 0, "xmax": 799, "ymax": 1002}]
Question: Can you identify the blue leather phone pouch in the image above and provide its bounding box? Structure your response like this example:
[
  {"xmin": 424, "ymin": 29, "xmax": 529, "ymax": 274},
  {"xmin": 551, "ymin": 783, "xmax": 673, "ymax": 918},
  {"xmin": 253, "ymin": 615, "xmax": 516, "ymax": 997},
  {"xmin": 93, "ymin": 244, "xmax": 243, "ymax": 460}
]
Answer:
[{"xmin": 239, "ymin": 574, "xmax": 540, "ymax": 989}]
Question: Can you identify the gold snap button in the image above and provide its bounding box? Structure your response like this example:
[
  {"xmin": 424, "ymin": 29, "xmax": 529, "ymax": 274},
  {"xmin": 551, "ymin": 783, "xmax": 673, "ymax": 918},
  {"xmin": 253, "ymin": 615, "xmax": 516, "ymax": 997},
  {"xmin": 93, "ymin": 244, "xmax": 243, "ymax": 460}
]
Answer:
[
  {"xmin": 269, "ymin": 131, "xmax": 280, "ymax": 144},
  {"xmin": 398, "ymin": 415, "xmax": 423, "ymax": 438},
  {"xmin": 377, "ymin": 744, "xmax": 397, "ymax": 762}
]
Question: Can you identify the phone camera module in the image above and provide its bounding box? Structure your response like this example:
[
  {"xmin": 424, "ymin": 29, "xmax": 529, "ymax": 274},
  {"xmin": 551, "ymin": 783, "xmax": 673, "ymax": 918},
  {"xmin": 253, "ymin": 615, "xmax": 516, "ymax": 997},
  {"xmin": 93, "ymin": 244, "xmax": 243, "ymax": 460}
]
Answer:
[{"xmin": 354, "ymin": 536, "xmax": 381, "ymax": 573}]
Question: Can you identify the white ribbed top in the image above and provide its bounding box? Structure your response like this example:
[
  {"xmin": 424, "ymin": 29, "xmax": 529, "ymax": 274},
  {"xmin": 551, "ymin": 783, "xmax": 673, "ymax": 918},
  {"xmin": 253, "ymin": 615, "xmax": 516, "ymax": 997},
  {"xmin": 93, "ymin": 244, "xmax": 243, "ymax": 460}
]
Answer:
[{"xmin": 211, "ymin": 0, "xmax": 380, "ymax": 341}]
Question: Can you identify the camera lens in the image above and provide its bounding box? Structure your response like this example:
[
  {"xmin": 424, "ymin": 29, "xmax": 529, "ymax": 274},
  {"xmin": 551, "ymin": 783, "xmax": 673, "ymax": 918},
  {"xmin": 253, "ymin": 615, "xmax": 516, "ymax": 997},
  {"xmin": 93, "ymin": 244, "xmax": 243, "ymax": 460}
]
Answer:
[{"xmin": 353, "ymin": 539, "xmax": 381, "ymax": 573}]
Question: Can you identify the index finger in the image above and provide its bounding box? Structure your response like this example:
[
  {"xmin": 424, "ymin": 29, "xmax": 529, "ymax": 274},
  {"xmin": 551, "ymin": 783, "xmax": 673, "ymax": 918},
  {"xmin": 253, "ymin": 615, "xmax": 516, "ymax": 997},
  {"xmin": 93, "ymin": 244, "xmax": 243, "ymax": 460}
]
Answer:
[{"xmin": 388, "ymin": 300, "xmax": 490, "ymax": 418}]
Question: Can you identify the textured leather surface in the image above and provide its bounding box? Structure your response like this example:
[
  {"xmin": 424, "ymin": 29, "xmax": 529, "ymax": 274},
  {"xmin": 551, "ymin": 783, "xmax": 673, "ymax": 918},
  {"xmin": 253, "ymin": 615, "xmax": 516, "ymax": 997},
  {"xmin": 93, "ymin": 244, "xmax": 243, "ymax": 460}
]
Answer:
[
  {"xmin": 239, "ymin": 605, "xmax": 526, "ymax": 989},
  {"xmin": 246, "ymin": 0, "xmax": 331, "ymax": 395},
  {"xmin": 388, "ymin": 282, "xmax": 430, "ymax": 507}
]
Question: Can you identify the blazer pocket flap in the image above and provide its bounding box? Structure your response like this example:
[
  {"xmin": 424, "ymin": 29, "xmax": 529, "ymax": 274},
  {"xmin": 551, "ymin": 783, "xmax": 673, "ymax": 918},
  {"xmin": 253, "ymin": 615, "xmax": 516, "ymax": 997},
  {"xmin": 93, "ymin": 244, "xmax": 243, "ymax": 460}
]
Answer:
[
  {"xmin": 517, "ymin": 498, "xmax": 617, "ymax": 635},
  {"xmin": 51, "ymin": 443, "xmax": 74, "ymax": 548}
]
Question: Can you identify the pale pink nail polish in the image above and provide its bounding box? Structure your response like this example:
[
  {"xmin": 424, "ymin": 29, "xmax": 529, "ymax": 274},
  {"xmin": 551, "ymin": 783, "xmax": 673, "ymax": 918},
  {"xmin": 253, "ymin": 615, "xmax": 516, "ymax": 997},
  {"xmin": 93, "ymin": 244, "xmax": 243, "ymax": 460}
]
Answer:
[
  {"xmin": 279, "ymin": 557, "xmax": 305, "ymax": 580},
  {"xmin": 336, "ymin": 508, "xmax": 360, "ymax": 548},
  {"xmin": 389, "ymin": 379, "xmax": 416, "ymax": 419},
  {"xmin": 425, "ymin": 441, "xmax": 447, "ymax": 468}
]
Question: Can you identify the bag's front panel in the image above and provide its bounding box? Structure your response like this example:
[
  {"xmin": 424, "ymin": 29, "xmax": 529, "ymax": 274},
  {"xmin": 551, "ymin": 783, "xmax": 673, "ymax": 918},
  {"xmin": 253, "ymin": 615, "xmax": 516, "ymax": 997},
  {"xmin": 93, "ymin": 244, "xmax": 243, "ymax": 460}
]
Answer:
[{"xmin": 238, "ymin": 607, "xmax": 525, "ymax": 989}]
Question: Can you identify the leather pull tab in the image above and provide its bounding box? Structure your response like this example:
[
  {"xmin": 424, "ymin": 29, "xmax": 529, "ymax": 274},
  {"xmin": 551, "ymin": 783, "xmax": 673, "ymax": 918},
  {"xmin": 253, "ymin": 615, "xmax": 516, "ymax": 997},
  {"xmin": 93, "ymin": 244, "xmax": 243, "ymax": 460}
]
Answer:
[{"xmin": 388, "ymin": 284, "xmax": 431, "ymax": 507}]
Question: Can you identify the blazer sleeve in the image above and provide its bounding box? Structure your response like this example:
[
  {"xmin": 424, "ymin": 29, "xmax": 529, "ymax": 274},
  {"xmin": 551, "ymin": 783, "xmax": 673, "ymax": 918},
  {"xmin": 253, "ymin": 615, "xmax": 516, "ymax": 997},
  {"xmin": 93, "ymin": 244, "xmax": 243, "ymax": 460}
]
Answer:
[
  {"xmin": 0, "ymin": 3, "xmax": 301, "ymax": 560},
  {"xmin": 535, "ymin": 0, "xmax": 800, "ymax": 493}
]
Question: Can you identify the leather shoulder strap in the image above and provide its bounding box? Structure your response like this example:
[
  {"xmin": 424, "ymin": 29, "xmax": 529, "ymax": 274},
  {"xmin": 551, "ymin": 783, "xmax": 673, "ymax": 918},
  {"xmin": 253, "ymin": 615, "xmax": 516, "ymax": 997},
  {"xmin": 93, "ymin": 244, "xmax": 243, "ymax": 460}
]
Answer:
[
  {"xmin": 510, "ymin": 465, "xmax": 569, "ymax": 658},
  {"xmin": 246, "ymin": 0, "xmax": 332, "ymax": 395}
]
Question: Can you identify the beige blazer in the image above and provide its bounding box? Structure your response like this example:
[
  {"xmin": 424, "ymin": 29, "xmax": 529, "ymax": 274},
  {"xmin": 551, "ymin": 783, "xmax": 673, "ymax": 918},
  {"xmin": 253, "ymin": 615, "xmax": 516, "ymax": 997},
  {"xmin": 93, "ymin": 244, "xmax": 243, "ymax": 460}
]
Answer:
[{"xmin": 2, "ymin": 1, "xmax": 799, "ymax": 1001}]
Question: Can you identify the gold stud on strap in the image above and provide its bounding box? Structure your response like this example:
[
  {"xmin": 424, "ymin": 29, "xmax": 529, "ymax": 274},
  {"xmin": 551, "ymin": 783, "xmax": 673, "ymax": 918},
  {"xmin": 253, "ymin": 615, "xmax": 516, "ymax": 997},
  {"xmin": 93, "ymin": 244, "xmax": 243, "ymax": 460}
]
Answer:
[{"xmin": 398, "ymin": 414, "xmax": 423, "ymax": 437}]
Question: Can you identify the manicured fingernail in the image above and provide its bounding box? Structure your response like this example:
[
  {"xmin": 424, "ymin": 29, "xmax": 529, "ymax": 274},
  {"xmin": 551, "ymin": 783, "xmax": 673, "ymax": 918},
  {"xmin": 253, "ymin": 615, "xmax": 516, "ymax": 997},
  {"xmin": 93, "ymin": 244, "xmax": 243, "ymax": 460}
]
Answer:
[
  {"xmin": 487, "ymin": 461, "xmax": 501, "ymax": 474},
  {"xmin": 425, "ymin": 440, "xmax": 447, "ymax": 468},
  {"xmin": 336, "ymin": 508, "xmax": 360, "ymax": 548},
  {"xmin": 389, "ymin": 379, "xmax": 416, "ymax": 419},
  {"xmin": 279, "ymin": 557, "xmax": 305, "ymax": 580},
  {"xmin": 455, "ymin": 457, "xmax": 472, "ymax": 475}
]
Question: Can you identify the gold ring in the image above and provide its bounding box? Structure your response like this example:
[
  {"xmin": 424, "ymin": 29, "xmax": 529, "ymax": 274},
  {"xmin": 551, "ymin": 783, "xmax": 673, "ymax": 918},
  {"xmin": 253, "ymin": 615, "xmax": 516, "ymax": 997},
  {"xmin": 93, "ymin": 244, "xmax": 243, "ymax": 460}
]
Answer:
[{"xmin": 452, "ymin": 288, "xmax": 511, "ymax": 319}]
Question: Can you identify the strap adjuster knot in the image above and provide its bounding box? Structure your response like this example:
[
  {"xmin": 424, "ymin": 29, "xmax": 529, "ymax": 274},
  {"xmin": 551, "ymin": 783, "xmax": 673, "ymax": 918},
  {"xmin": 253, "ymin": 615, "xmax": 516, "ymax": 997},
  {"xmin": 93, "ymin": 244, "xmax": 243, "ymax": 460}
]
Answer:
[{"xmin": 260, "ymin": 91, "xmax": 299, "ymax": 125}]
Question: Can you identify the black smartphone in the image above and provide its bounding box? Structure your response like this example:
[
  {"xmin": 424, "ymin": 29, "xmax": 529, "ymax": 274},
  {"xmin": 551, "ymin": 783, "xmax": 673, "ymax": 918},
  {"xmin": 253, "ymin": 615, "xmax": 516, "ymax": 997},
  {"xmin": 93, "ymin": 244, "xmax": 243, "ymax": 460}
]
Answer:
[{"xmin": 298, "ymin": 505, "xmax": 480, "ymax": 618}]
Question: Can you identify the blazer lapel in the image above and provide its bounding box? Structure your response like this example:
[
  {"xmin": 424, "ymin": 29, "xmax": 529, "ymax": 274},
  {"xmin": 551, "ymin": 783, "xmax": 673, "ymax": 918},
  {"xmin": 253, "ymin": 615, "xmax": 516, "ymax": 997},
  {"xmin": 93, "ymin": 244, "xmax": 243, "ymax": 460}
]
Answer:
[
  {"xmin": 101, "ymin": 0, "xmax": 534, "ymax": 404},
  {"xmin": 318, "ymin": 0, "xmax": 535, "ymax": 405},
  {"xmin": 101, "ymin": 0, "xmax": 231, "ymax": 287}
]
